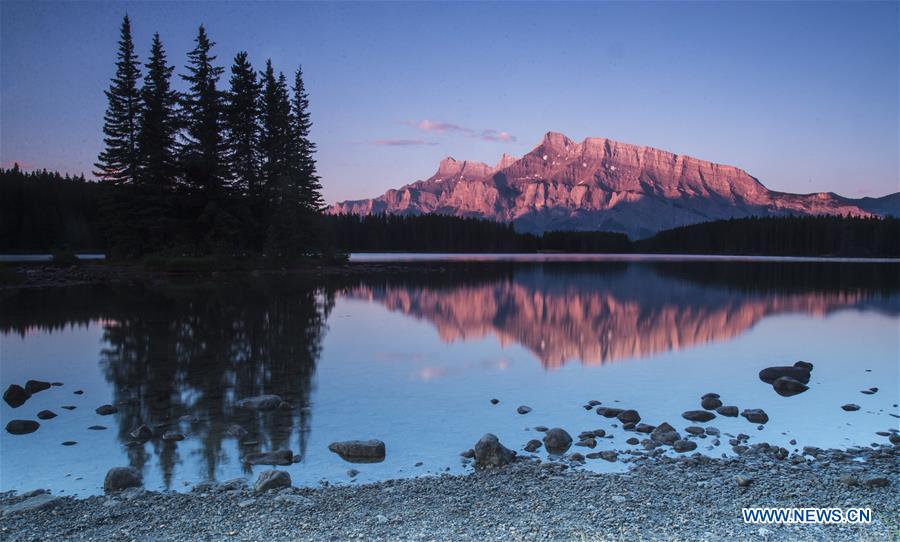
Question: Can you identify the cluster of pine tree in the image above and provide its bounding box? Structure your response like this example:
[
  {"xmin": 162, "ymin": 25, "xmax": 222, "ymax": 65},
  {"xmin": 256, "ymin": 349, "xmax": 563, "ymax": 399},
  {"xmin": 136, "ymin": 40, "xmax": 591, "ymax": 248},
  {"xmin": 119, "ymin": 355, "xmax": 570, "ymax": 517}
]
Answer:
[{"xmin": 94, "ymin": 16, "xmax": 323, "ymax": 258}]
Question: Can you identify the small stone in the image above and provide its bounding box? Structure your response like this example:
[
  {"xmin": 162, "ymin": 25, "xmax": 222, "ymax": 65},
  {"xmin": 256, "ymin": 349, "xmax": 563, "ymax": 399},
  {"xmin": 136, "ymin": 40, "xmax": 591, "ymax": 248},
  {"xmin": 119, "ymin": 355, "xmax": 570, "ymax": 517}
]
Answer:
[
  {"xmin": 244, "ymin": 449, "xmax": 293, "ymax": 466},
  {"xmin": 599, "ymin": 450, "xmax": 618, "ymax": 462},
  {"xmin": 61, "ymin": 405, "xmax": 76, "ymax": 410},
  {"xmin": 841, "ymin": 404, "xmax": 860, "ymax": 412},
  {"xmin": 523, "ymin": 439, "xmax": 542, "ymax": 453},
  {"xmin": 735, "ymin": 475, "xmax": 753, "ymax": 487},
  {"xmin": 617, "ymin": 410, "xmax": 641, "ymax": 424},
  {"xmin": 741, "ymin": 409, "xmax": 769, "ymax": 424},
  {"xmin": 682, "ymin": 410, "xmax": 715, "ymax": 423},
  {"xmin": 516, "ymin": 405, "xmax": 532, "ymax": 415},
  {"xmin": 129, "ymin": 425, "xmax": 153, "ymax": 441},
  {"xmin": 347, "ymin": 469, "xmax": 359, "ymax": 478},
  {"xmin": 701, "ymin": 394, "xmax": 722, "ymax": 410},
  {"xmin": 162, "ymin": 431, "xmax": 184, "ymax": 442},
  {"xmin": 716, "ymin": 405, "xmax": 738, "ymax": 417},
  {"xmin": 328, "ymin": 440, "xmax": 386, "ymax": 463},
  {"xmin": 61, "ymin": 441, "xmax": 77, "ymax": 446},
  {"xmin": 88, "ymin": 425, "xmax": 107, "ymax": 430},
  {"xmin": 673, "ymin": 439, "xmax": 697, "ymax": 453},
  {"xmin": 253, "ymin": 470, "xmax": 291, "ymax": 493},
  {"xmin": 473, "ymin": 434, "xmax": 516, "ymax": 468},
  {"xmin": 490, "ymin": 398, "xmax": 499, "ymax": 405},
  {"xmin": 864, "ymin": 477, "xmax": 889, "ymax": 488},
  {"xmin": 626, "ymin": 437, "xmax": 639, "ymax": 445},
  {"xmin": 542, "ymin": 428, "xmax": 573, "ymax": 454},
  {"xmin": 569, "ymin": 452, "xmax": 585, "ymax": 463},
  {"xmin": 2, "ymin": 385, "xmax": 30, "ymax": 408},
  {"xmin": 5, "ymin": 420, "xmax": 39, "ymax": 435},
  {"xmin": 73, "ymin": 390, "xmax": 84, "ymax": 395},
  {"xmin": 103, "ymin": 467, "xmax": 142, "ymax": 493},
  {"xmin": 237, "ymin": 498, "xmax": 256, "ymax": 508},
  {"xmin": 772, "ymin": 376, "xmax": 809, "ymax": 397},
  {"xmin": 24, "ymin": 380, "xmax": 52, "ymax": 394},
  {"xmin": 36, "ymin": 410, "xmax": 57, "ymax": 420},
  {"xmin": 95, "ymin": 405, "xmax": 118, "ymax": 416}
]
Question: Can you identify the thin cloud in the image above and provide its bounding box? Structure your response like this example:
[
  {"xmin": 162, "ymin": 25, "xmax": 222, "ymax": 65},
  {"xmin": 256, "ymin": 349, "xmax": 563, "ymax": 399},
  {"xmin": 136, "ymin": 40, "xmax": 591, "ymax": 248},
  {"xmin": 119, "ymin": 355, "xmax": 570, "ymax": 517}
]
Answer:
[
  {"xmin": 371, "ymin": 138, "xmax": 439, "ymax": 147},
  {"xmin": 405, "ymin": 119, "xmax": 516, "ymax": 143}
]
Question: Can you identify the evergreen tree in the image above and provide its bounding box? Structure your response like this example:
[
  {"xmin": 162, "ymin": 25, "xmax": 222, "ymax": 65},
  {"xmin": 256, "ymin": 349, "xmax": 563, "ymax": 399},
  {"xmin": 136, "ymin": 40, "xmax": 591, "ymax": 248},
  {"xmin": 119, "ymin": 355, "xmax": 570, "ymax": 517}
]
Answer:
[
  {"xmin": 94, "ymin": 15, "xmax": 142, "ymax": 184},
  {"xmin": 138, "ymin": 33, "xmax": 179, "ymax": 188},
  {"xmin": 290, "ymin": 66, "xmax": 324, "ymax": 211},
  {"xmin": 258, "ymin": 60, "xmax": 292, "ymax": 190},
  {"xmin": 224, "ymin": 52, "xmax": 261, "ymax": 196},
  {"xmin": 180, "ymin": 25, "xmax": 225, "ymax": 193}
]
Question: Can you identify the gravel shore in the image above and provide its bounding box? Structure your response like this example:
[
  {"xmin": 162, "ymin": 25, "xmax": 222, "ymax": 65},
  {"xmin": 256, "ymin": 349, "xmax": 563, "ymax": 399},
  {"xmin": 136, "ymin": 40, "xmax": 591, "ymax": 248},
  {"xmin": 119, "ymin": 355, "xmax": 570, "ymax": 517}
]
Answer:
[{"xmin": 2, "ymin": 449, "xmax": 897, "ymax": 541}]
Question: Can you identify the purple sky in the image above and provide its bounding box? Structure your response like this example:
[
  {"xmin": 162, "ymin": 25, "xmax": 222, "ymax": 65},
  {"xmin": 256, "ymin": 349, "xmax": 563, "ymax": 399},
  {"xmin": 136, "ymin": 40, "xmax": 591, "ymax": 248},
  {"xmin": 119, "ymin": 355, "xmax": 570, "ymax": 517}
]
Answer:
[{"xmin": 1, "ymin": 1, "xmax": 898, "ymax": 203}]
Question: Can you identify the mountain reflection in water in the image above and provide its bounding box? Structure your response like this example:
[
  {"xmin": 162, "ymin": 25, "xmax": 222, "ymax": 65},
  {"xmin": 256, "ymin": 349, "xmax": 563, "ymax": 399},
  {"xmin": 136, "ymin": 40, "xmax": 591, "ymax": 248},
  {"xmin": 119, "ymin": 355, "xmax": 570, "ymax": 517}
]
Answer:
[{"xmin": 0, "ymin": 259, "xmax": 897, "ymax": 489}]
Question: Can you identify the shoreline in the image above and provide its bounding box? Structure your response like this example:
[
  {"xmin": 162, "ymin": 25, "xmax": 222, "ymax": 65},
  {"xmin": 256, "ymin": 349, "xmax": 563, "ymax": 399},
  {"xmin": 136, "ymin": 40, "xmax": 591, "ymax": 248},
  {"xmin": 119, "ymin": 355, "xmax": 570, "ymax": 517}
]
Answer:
[{"xmin": 1, "ymin": 451, "xmax": 897, "ymax": 541}]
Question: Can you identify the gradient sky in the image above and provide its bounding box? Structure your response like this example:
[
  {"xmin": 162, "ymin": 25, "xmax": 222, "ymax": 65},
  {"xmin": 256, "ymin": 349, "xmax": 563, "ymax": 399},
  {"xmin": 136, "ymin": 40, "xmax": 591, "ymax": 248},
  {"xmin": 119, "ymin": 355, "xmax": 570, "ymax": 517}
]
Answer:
[{"xmin": 1, "ymin": 1, "xmax": 898, "ymax": 203}]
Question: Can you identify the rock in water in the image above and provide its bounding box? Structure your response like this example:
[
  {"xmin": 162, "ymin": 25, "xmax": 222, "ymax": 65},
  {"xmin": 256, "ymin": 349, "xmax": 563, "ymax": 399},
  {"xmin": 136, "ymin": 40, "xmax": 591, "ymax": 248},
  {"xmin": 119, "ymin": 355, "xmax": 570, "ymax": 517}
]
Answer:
[
  {"xmin": 716, "ymin": 405, "xmax": 739, "ymax": 417},
  {"xmin": 516, "ymin": 405, "xmax": 532, "ymax": 415},
  {"xmin": 24, "ymin": 380, "xmax": 52, "ymax": 394},
  {"xmin": 328, "ymin": 440, "xmax": 386, "ymax": 463},
  {"xmin": 523, "ymin": 439, "xmax": 542, "ymax": 453},
  {"xmin": 254, "ymin": 470, "xmax": 292, "ymax": 493},
  {"xmin": 129, "ymin": 425, "xmax": 153, "ymax": 441},
  {"xmin": 841, "ymin": 404, "xmax": 860, "ymax": 412},
  {"xmin": 5, "ymin": 420, "xmax": 39, "ymax": 435},
  {"xmin": 490, "ymin": 398, "xmax": 499, "ymax": 405},
  {"xmin": 597, "ymin": 407, "xmax": 624, "ymax": 418},
  {"xmin": 103, "ymin": 467, "xmax": 142, "ymax": 493},
  {"xmin": 759, "ymin": 366, "xmax": 810, "ymax": 385},
  {"xmin": 673, "ymin": 440, "xmax": 697, "ymax": 453},
  {"xmin": 682, "ymin": 410, "xmax": 716, "ymax": 423},
  {"xmin": 473, "ymin": 433, "xmax": 516, "ymax": 468},
  {"xmin": 793, "ymin": 361, "xmax": 814, "ymax": 371},
  {"xmin": 617, "ymin": 410, "xmax": 641, "ymax": 424},
  {"xmin": 651, "ymin": 422, "xmax": 682, "ymax": 445},
  {"xmin": 543, "ymin": 428, "xmax": 573, "ymax": 454},
  {"xmin": 741, "ymin": 409, "xmax": 769, "ymax": 424},
  {"xmin": 162, "ymin": 431, "xmax": 185, "ymax": 442},
  {"xmin": 772, "ymin": 376, "xmax": 809, "ymax": 397},
  {"xmin": 243, "ymin": 449, "xmax": 293, "ymax": 466},
  {"xmin": 226, "ymin": 424, "xmax": 248, "ymax": 439},
  {"xmin": 95, "ymin": 405, "xmax": 118, "ymax": 416},
  {"xmin": 36, "ymin": 410, "xmax": 57, "ymax": 420},
  {"xmin": 701, "ymin": 393, "xmax": 723, "ymax": 410},
  {"xmin": 236, "ymin": 395, "xmax": 285, "ymax": 411},
  {"xmin": 3, "ymin": 385, "xmax": 30, "ymax": 408}
]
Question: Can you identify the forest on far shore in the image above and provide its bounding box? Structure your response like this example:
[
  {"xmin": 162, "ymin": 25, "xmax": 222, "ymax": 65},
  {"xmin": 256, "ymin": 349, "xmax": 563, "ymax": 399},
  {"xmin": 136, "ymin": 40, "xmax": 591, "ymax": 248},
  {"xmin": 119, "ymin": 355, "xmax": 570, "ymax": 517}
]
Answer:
[{"xmin": 2, "ymin": 166, "xmax": 897, "ymax": 258}]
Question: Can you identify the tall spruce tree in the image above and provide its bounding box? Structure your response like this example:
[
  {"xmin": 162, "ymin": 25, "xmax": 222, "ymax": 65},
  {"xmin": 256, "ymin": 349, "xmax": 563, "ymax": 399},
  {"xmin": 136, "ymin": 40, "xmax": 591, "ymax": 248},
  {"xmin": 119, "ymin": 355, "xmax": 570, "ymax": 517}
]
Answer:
[
  {"xmin": 224, "ymin": 52, "xmax": 261, "ymax": 196},
  {"xmin": 290, "ymin": 66, "xmax": 324, "ymax": 211},
  {"xmin": 258, "ymin": 60, "xmax": 292, "ymax": 191},
  {"xmin": 180, "ymin": 25, "xmax": 225, "ymax": 193},
  {"xmin": 94, "ymin": 15, "xmax": 142, "ymax": 184},
  {"xmin": 138, "ymin": 33, "xmax": 179, "ymax": 187}
]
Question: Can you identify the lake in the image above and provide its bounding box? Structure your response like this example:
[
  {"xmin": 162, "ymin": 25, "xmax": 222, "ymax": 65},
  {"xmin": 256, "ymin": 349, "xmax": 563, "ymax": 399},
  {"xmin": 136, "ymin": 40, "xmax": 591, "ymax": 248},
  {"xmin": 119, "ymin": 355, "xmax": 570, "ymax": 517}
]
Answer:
[{"xmin": 1, "ymin": 256, "xmax": 898, "ymax": 497}]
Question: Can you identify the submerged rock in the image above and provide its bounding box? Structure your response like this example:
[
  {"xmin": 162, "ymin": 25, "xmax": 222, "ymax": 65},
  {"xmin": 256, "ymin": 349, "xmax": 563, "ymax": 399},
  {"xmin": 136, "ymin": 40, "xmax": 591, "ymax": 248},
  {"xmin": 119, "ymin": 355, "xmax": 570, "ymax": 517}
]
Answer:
[
  {"xmin": 772, "ymin": 376, "xmax": 809, "ymax": 397},
  {"xmin": 95, "ymin": 405, "xmax": 118, "ymax": 416},
  {"xmin": 516, "ymin": 405, "xmax": 532, "ymax": 415},
  {"xmin": 741, "ymin": 409, "xmax": 769, "ymax": 424},
  {"xmin": 617, "ymin": 410, "xmax": 641, "ymax": 424},
  {"xmin": 61, "ymin": 405, "xmax": 77, "ymax": 411},
  {"xmin": 542, "ymin": 428, "xmax": 573, "ymax": 454},
  {"xmin": 701, "ymin": 393, "xmax": 723, "ymax": 410},
  {"xmin": 37, "ymin": 410, "xmax": 57, "ymax": 420},
  {"xmin": 244, "ymin": 449, "xmax": 293, "ymax": 466},
  {"xmin": 473, "ymin": 433, "xmax": 516, "ymax": 468},
  {"xmin": 841, "ymin": 404, "xmax": 860, "ymax": 412},
  {"xmin": 254, "ymin": 470, "xmax": 291, "ymax": 493},
  {"xmin": 6, "ymin": 420, "xmax": 39, "ymax": 435},
  {"xmin": 328, "ymin": 440, "xmax": 386, "ymax": 463},
  {"xmin": 3, "ymin": 385, "xmax": 30, "ymax": 408},
  {"xmin": 682, "ymin": 410, "xmax": 715, "ymax": 423},
  {"xmin": 759, "ymin": 366, "xmax": 810, "ymax": 385},
  {"xmin": 24, "ymin": 380, "xmax": 52, "ymax": 394},
  {"xmin": 673, "ymin": 439, "xmax": 697, "ymax": 453},
  {"xmin": 236, "ymin": 395, "xmax": 285, "ymax": 411},
  {"xmin": 716, "ymin": 405, "xmax": 739, "ymax": 417},
  {"xmin": 103, "ymin": 467, "xmax": 142, "ymax": 493},
  {"xmin": 523, "ymin": 439, "xmax": 542, "ymax": 453},
  {"xmin": 597, "ymin": 407, "xmax": 624, "ymax": 418}
]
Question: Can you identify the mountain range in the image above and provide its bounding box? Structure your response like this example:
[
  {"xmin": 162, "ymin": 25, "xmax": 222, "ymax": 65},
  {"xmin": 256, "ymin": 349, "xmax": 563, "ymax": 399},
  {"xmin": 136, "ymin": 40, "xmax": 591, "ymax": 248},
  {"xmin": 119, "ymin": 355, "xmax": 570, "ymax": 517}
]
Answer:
[{"xmin": 328, "ymin": 132, "xmax": 899, "ymax": 239}]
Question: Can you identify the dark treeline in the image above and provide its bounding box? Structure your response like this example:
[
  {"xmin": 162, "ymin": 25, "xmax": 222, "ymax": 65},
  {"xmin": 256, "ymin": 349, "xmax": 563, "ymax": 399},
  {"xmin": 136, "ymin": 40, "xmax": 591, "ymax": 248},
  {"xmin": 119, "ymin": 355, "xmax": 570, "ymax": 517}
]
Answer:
[
  {"xmin": 323, "ymin": 213, "xmax": 631, "ymax": 253},
  {"xmin": 87, "ymin": 16, "xmax": 324, "ymax": 258},
  {"xmin": 635, "ymin": 215, "xmax": 900, "ymax": 258}
]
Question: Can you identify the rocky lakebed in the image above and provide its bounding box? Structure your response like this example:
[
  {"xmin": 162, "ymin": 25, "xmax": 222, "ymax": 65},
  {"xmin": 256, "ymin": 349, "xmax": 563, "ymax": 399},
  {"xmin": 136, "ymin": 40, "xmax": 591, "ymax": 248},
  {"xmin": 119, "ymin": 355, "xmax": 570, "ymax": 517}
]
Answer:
[{"xmin": 2, "ymin": 360, "xmax": 899, "ymax": 541}]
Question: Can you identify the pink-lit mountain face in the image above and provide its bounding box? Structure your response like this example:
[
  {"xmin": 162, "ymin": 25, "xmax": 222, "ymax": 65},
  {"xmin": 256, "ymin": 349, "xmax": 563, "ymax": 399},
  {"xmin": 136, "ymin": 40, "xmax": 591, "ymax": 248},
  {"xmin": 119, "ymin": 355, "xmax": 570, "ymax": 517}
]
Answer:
[{"xmin": 329, "ymin": 132, "xmax": 899, "ymax": 239}]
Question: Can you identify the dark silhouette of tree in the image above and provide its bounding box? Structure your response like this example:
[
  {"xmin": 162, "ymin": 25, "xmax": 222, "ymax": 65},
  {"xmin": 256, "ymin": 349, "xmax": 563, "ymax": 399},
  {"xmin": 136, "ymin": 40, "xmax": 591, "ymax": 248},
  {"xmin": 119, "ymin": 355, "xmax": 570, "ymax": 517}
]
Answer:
[
  {"xmin": 180, "ymin": 25, "xmax": 226, "ymax": 194},
  {"xmin": 138, "ymin": 33, "xmax": 180, "ymax": 188},
  {"xmin": 224, "ymin": 52, "xmax": 262, "ymax": 197},
  {"xmin": 258, "ymin": 61, "xmax": 292, "ymax": 191},
  {"xmin": 291, "ymin": 66, "xmax": 323, "ymax": 211},
  {"xmin": 94, "ymin": 15, "xmax": 142, "ymax": 184}
]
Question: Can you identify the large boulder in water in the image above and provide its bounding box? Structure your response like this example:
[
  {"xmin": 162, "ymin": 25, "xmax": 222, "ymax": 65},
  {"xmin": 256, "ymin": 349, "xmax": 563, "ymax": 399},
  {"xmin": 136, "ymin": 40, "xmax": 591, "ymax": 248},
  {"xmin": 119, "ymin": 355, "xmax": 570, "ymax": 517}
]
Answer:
[
  {"xmin": 236, "ymin": 395, "xmax": 285, "ymax": 411},
  {"xmin": 759, "ymin": 366, "xmax": 810, "ymax": 384},
  {"xmin": 103, "ymin": 467, "xmax": 142, "ymax": 493},
  {"xmin": 3, "ymin": 385, "xmax": 30, "ymax": 408},
  {"xmin": 328, "ymin": 440, "xmax": 386, "ymax": 463},
  {"xmin": 542, "ymin": 428, "xmax": 573, "ymax": 454},
  {"xmin": 772, "ymin": 376, "xmax": 809, "ymax": 397},
  {"xmin": 473, "ymin": 433, "xmax": 516, "ymax": 468},
  {"xmin": 650, "ymin": 422, "xmax": 681, "ymax": 445},
  {"xmin": 741, "ymin": 409, "xmax": 769, "ymax": 424},
  {"xmin": 243, "ymin": 449, "xmax": 293, "ymax": 466},
  {"xmin": 6, "ymin": 420, "xmax": 39, "ymax": 435}
]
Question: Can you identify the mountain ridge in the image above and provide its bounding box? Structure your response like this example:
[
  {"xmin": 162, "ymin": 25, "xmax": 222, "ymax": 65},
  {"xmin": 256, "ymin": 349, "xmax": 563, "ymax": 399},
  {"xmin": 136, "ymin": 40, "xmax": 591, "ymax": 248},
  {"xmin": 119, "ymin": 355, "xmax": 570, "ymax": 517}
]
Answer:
[{"xmin": 329, "ymin": 131, "xmax": 899, "ymax": 239}]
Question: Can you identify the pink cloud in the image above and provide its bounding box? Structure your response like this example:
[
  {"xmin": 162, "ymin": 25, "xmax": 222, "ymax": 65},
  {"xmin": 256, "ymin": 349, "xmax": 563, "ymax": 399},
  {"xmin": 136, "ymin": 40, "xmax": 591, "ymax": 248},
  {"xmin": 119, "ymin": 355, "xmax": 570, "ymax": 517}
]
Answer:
[
  {"xmin": 405, "ymin": 119, "xmax": 517, "ymax": 143},
  {"xmin": 372, "ymin": 139, "xmax": 439, "ymax": 147}
]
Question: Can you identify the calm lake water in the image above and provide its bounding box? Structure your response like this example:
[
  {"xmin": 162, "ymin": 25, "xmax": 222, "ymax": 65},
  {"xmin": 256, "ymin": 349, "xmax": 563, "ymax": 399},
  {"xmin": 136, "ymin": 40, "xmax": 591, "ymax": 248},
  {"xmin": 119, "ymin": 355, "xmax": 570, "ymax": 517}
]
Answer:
[{"xmin": 1, "ymin": 256, "xmax": 898, "ymax": 496}]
